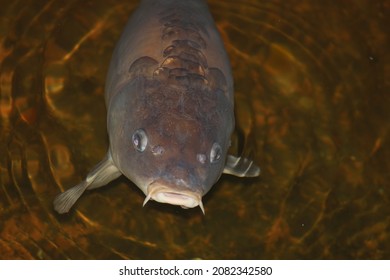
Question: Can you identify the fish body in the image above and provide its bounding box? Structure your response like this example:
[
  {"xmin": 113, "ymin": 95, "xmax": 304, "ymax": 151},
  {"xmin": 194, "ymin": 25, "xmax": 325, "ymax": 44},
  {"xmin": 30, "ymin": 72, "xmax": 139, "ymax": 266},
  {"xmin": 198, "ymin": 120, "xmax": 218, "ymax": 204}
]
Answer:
[{"xmin": 54, "ymin": 0, "xmax": 259, "ymax": 214}]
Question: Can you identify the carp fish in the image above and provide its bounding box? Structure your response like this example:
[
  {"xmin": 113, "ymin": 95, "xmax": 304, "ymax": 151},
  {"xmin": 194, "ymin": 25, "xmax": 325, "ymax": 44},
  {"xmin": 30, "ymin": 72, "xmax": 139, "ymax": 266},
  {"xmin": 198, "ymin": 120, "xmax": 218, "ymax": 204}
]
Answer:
[{"xmin": 54, "ymin": 0, "xmax": 260, "ymax": 214}]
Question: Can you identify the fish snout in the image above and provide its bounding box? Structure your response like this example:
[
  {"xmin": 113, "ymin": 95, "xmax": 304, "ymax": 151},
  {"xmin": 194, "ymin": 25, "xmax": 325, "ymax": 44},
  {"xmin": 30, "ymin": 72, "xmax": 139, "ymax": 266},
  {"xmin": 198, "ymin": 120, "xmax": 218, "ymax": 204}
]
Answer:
[
  {"xmin": 164, "ymin": 160, "xmax": 205, "ymax": 188},
  {"xmin": 169, "ymin": 164, "xmax": 192, "ymax": 182}
]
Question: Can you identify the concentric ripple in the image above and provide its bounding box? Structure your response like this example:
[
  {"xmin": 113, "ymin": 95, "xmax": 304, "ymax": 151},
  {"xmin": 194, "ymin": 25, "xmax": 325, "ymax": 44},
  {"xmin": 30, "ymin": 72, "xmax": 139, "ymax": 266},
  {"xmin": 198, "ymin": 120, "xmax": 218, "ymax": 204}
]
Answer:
[{"xmin": 0, "ymin": 0, "xmax": 388, "ymax": 259}]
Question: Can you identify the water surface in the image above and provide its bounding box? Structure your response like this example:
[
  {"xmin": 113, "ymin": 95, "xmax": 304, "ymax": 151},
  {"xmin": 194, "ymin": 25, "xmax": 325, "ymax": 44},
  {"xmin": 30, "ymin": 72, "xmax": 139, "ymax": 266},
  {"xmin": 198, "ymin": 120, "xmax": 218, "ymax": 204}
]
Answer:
[{"xmin": 0, "ymin": 0, "xmax": 388, "ymax": 259}]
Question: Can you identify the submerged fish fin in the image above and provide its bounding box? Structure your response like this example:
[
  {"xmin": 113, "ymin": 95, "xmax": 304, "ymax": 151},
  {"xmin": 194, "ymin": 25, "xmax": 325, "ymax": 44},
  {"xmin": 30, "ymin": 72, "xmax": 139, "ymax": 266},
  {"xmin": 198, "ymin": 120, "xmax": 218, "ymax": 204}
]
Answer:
[
  {"xmin": 53, "ymin": 181, "xmax": 88, "ymax": 215},
  {"xmin": 53, "ymin": 151, "xmax": 122, "ymax": 214},
  {"xmin": 223, "ymin": 155, "xmax": 260, "ymax": 177},
  {"xmin": 84, "ymin": 152, "xmax": 122, "ymax": 190}
]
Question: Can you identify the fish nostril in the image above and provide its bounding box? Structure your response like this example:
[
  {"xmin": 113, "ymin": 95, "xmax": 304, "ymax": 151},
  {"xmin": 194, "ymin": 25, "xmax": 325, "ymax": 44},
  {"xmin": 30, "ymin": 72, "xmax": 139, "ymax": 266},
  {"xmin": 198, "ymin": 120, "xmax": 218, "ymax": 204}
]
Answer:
[
  {"xmin": 151, "ymin": 145, "xmax": 165, "ymax": 155},
  {"xmin": 197, "ymin": 153, "xmax": 206, "ymax": 164}
]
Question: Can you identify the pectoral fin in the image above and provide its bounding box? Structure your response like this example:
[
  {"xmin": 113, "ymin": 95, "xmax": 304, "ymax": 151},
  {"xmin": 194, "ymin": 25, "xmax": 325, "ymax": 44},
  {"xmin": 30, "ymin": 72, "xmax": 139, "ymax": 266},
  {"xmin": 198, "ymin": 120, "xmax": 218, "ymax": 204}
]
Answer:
[
  {"xmin": 223, "ymin": 155, "xmax": 260, "ymax": 177},
  {"xmin": 53, "ymin": 151, "xmax": 121, "ymax": 214}
]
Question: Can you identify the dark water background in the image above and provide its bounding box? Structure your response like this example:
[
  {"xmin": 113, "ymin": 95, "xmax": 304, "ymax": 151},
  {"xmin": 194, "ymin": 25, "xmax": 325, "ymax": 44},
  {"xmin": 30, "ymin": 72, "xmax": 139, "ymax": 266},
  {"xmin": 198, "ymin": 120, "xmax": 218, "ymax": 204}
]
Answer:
[{"xmin": 0, "ymin": 0, "xmax": 388, "ymax": 259}]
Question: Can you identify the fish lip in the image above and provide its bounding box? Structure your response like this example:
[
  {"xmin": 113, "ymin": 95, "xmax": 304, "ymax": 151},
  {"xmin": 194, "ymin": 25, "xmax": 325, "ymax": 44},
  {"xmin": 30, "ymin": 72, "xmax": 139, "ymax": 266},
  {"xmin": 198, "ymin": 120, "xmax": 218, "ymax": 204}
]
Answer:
[{"xmin": 144, "ymin": 181, "xmax": 204, "ymax": 213}]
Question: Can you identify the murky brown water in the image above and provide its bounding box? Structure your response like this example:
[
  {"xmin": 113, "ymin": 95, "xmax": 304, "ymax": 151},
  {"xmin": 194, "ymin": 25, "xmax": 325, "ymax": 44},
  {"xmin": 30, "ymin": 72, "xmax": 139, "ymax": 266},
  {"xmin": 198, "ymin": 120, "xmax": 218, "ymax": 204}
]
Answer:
[{"xmin": 0, "ymin": 0, "xmax": 388, "ymax": 259}]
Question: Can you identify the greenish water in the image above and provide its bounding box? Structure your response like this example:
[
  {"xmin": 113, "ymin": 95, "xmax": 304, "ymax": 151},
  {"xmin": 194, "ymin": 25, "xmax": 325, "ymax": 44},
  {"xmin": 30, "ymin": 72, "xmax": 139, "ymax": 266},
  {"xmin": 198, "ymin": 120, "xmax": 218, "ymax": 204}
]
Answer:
[{"xmin": 0, "ymin": 0, "xmax": 388, "ymax": 259}]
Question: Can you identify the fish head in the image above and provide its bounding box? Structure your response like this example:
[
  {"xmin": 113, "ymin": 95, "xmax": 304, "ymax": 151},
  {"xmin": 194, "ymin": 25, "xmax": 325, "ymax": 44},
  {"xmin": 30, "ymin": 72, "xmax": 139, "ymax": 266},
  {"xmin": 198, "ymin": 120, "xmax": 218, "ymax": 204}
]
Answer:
[{"xmin": 108, "ymin": 79, "xmax": 234, "ymax": 212}]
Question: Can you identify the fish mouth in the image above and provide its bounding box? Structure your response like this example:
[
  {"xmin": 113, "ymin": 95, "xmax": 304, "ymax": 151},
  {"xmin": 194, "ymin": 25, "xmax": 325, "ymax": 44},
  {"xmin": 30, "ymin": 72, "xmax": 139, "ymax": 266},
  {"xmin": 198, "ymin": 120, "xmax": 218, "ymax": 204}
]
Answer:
[{"xmin": 143, "ymin": 181, "xmax": 205, "ymax": 214}]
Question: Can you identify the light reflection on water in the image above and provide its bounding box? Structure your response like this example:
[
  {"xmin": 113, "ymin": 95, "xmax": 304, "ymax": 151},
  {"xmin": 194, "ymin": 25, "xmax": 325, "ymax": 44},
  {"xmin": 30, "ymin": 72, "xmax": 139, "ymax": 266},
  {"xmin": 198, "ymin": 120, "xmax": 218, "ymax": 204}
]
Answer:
[{"xmin": 0, "ymin": 0, "xmax": 388, "ymax": 259}]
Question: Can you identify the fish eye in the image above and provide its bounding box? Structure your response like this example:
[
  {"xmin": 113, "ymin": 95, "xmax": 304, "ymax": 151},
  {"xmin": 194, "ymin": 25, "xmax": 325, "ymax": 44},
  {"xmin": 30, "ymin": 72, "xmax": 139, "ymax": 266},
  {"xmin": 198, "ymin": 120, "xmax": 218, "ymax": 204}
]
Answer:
[
  {"xmin": 210, "ymin": 143, "xmax": 222, "ymax": 163},
  {"xmin": 132, "ymin": 129, "xmax": 148, "ymax": 152}
]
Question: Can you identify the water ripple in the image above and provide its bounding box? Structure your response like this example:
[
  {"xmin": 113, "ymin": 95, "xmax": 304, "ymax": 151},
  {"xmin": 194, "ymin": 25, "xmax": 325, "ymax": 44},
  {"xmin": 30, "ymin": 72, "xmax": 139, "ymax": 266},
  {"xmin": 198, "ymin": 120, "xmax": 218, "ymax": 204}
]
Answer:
[{"xmin": 0, "ymin": 0, "xmax": 388, "ymax": 259}]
